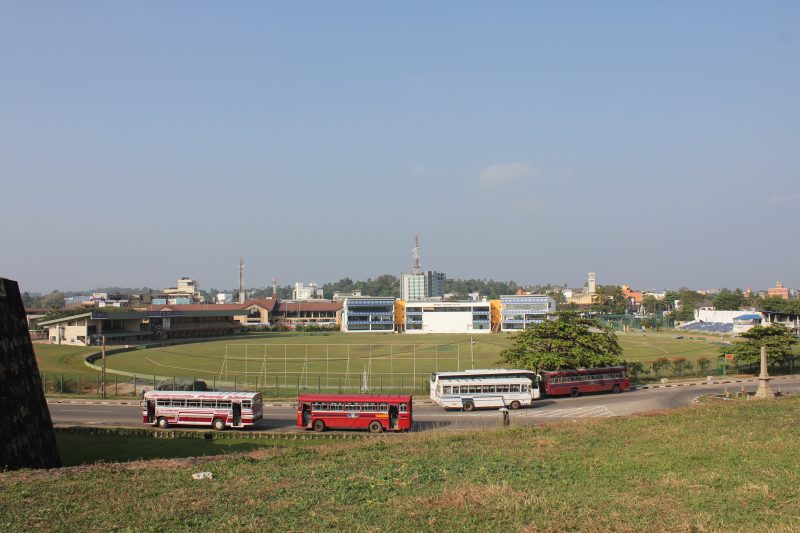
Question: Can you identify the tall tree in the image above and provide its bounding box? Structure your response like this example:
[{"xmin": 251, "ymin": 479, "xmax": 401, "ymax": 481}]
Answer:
[
  {"xmin": 712, "ymin": 289, "xmax": 744, "ymax": 311},
  {"xmin": 722, "ymin": 324, "xmax": 798, "ymax": 367},
  {"xmin": 500, "ymin": 311, "xmax": 623, "ymax": 370}
]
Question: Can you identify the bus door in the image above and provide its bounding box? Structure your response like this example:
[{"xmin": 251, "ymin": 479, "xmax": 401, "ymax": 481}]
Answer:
[
  {"xmin": 302, "ymin": 403, "xmax": 311, "ymax": 427},
  {"xmin": 146, "ymin": 400, "xmax": 156, "ymax": 423},
  {"xmin": 389, "ymin": 405, "xmax": 399, "ymax": 430},
  {"xmin": 232, "ymin": 402, "xmax": 242, "ymax": 426}
]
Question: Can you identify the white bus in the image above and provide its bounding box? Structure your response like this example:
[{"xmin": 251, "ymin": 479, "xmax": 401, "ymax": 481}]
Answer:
[
  {"xmin": 142, "ymin": 391, "xmax": 263, "ymax": 430},
  {"xmin": 429, "ymin": 369, "xmax": 541, "ymax": 411}
]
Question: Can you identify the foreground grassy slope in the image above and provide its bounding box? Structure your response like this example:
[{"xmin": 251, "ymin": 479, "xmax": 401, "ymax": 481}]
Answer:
[{"xmin": 2, "ymin": 397, "xmax": 800, "ymax": 531}]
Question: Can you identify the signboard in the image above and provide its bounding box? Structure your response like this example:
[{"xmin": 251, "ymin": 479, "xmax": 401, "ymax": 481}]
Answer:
[{"xmin": 725, "ymin": 354, "xmax": 734, "ymax": 360}]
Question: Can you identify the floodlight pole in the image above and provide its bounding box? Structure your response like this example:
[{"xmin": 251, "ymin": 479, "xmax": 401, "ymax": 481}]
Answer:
[{"xmin": 101, "ymin": 335, "xmax": 107, "ymax": 399}]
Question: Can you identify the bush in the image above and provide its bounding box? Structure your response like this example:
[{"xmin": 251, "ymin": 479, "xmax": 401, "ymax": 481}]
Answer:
[
  {"xmin": 671, "ymin": 357, "xmax": 689, "ymax": 376},
  {"xmin": 652, "ymin": 357, "xmax": 671, "ymax": 377},
  {"xmin": 624, "ymin": 360, "xmax": 645, "ymax": 379},
  {"xmin": 696, "ymin": 356, "xmax": 711, "ymax": 374}
]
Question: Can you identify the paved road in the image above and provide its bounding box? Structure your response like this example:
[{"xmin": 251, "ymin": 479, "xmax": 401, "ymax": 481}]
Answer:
[{"xmin": 48, "ymin": 377, "xmax": 800, "ymax": 432}]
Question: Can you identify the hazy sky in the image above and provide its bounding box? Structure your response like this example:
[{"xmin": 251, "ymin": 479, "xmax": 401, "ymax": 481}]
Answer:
[{"xmin": 2, "ymin": 2, "xmax": 798, "ymax": 294}]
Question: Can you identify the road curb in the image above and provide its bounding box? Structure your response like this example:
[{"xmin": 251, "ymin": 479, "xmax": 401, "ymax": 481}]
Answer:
[{"xmin": 635, "ymin": 374, "xmax": 796, "ymax": 390}]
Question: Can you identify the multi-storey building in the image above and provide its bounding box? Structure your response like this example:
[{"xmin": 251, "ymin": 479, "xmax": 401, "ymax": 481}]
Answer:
[
  {"xmin": 499, "ymin": 295, "xmax": 556, "ymax": 331},
  {"xmin": 401, "ymin": 271, "xmax": 446, "ymax": 301},
  {"xmin": 341, "ymin": 297, "xmax": 396, "ymax": 332},
  {"xmin": 403, "ymin": 301, "xmax": 492, "ymax": 334}
]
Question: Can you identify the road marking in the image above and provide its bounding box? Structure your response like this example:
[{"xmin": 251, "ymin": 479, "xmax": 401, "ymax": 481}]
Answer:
[{"xmin": 518, "ymin": 405, "xmax": 615, "ymax": 418}]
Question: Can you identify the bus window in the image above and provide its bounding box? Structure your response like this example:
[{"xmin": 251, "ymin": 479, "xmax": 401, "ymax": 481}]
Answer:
[
  {"xmin": 379, "ymin": 403, "xmax": 388, "ymax": 411},
  {"xmin": 202, "ymin": 401, "xmax": 215, "ymax": 408},
  {"xmin": 444, "ymin": 386, "xmax": 451, "ymax": 394},
  {"xmin": 399, "ymin": 404, "xmax": 407, "ymax": 413},
  {"xmin": 173, "ymin": 399, "xmax": 186, "ymax": 407},
  {"xmin": 157, "ymin": 399, "xmax": 169, "ymax": 407},
  {"xmin": 510, "ymin": 384, "xmax": 520, "ymax": 392},
  {"xmin": 242, "ymin": 401, "xmax": 251, "ymax": 409},
  {"xmin": 187, "ymin": 400, "xmax": 201, "ymax": 408}
]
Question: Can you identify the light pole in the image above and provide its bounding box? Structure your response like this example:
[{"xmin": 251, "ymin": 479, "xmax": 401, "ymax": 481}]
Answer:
[{"xmin": 101, "ymin": 334, "xmax": 106, "ymax": 399}]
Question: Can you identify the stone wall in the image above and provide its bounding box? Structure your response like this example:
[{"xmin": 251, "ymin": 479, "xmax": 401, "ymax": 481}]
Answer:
[{"xmin": 0, "ymin": 277, "xmax": 61, "ymax": 470}]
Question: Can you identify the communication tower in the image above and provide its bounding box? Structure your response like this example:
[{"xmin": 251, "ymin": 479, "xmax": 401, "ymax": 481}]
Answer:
[
  {"xmin": 413, "ymin": 235, "xmax": 421, "ymax": 275},
  {"xmin": 238, "ymin": 258, "xmax": 245, "ymax": 303}
]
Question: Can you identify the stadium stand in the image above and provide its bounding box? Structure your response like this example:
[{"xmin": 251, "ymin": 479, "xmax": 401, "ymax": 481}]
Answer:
[{"xmin": 678, "ymin": 321, "xmax": 733, "ymax": 333}]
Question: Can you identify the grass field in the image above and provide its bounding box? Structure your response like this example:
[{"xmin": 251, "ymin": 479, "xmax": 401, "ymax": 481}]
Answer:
[
  {"xmin": 98, "ymin": 331, "xmax": 726, "ymax": 388},
  {"xmin": 2, "ymin": 396, "xmax": 799, "ymax": 531},
  {"xmin": 32, "ymin": 331, "xmax": 732, "ymax": 396}
]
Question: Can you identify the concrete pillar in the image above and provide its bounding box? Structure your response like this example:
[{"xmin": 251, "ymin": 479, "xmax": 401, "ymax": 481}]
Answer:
[{"xmin": 755, "ymin": 345, "xmax": 772, "ymax": 398}]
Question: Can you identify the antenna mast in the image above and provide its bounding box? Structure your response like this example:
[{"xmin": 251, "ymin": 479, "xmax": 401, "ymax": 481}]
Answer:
[
  {"xmin": 413, "ymin": 235, "xmax": 421, "ymax": 275},
  {"xmin": 238, "ymin": 257, "xmax": 245, "ymax": 303},
  {"xmin": 272, "ymin": 277, "xmax": 278, "ymax": 299}
]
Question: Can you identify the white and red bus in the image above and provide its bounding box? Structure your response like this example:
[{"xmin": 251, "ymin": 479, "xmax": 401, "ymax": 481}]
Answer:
[
  {"xmin": 542, "ymin": 366, "xmax": 629, "ymax": 397},
  {"xmin": 142, "ymin": 391, "xmax": 263, "ymax": 430},
  {"xmin": 297, "ymin": 394, "xmax": 412, "ymax": 433}
]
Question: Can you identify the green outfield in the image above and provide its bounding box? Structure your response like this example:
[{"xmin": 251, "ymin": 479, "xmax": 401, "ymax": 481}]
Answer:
[{"xmin": 89, "ymin": 331, "xmax": 726, "ymax": 391}]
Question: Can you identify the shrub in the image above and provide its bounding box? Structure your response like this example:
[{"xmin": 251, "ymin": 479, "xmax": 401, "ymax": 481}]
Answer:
[{"xmin": 652, "ymin": 357, "xmax": 671, "ymax": 377}]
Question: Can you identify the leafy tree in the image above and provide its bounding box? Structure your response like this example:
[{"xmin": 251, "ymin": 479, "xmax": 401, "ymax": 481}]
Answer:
[
  {"xmin": 712, "ymin": 289, "xmax": 744, "ymax": 311},
  {"xmin": 499, "ymin": 311, "xmax": 623, "ymax": 371},
  {"xmin": 671, "ymin": 307, "xmax": 696, "ymax": 321},
  {"xmin": 722, "ymin": 324, "xmax": 798, "ymax": 368},
  {"xmin": 591, "ymin": 285, "xmax": 627, "ymax": 314},
  {"xmin": 642, "ymin": 295, "xmax": 667, "ymax": 314},
  {"xmin": 39, "ymin": 291, "xmax": 66, "ymax": 309},
  {"xmin": 759, "ymin": 297, "xmax": 800, "ymax": 315}
]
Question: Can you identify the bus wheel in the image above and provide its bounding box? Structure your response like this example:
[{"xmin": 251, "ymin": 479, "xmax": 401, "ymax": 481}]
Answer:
[
  {"xmin": 612, "ymin": 384, "xmax": 621, "ymax": 393},
  {"xmin": 313, "ymin": 419, "xmax": 326, "ymax": 432},
  {"xmin": 157, "ymin": 417, "xmax": 169, "ymax": 429},
  {"xmin": 212, "ymin": 418, "xmax": 225, "ymax": 431},
  {"xmin": 570, "ymin": 388, "xmax": 580, "ymax": 398},
  {"xmin": 368, "ymin": 421, "xmax": 383, "ymax": 434},
  {"xmin": 462, "ymin": 401, "xmax": 475, "ymax": 412},
  {"xmin": 509, "ymin": 401, "xmax": 521, "ymax": 410}
]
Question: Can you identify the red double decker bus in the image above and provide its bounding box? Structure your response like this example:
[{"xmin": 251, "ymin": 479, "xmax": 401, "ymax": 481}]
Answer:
[
  {"xmin": 297, "ymin": 394, "xmax": 412, "ymax": 433},
  {"xmin": 543, "ymin": 366, "xmax": 629, "ymax": 397}
]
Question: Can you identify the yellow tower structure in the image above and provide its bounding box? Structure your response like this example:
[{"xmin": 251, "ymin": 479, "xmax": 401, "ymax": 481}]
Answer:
[{"xmin": 490, "ymin": 300, "xmax": 502, "ymax": 332}]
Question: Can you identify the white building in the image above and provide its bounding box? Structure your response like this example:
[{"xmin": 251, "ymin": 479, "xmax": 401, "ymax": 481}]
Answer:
[
  {"xmin": 695, "ymin": 307, "xmax": 759, "ymax": 324},
  {"xmin": 404, "ymin": 301, "xmax": 491, "ymax": 334},
  {"xmin": 293, "ymin": 282, "xmax": 322, "ymax": 300},
  {"xmin": 341, "ymin": 297, "xmax": 396, "ymax": 332},
  {"xmin": 500, "ymin": 295, "xmax": 556, "ymax": 331}
]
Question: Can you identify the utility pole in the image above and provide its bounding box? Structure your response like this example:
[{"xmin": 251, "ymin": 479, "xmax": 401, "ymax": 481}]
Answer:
[{"xmin": 101, "ymin": 335, "xmax": 107, "ymax": 399}]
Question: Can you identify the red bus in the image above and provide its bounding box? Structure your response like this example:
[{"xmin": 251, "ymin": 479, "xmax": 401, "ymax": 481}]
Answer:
[
  {"xmin": 297, "ymin": 394, "xmax": 412, "ymax": 433},
  {"xmin": 543, "ymin": 366, "xmax": 629, "ymax": 397},
  {"xmin": 142, "ymin": 391, "xmax": 263, "ymax": 430}
]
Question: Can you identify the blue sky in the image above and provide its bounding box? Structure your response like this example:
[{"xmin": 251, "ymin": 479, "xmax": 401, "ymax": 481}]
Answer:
[{"xmin": 2, "ymin": 2, "xmax": 798, "ymax": 293}]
